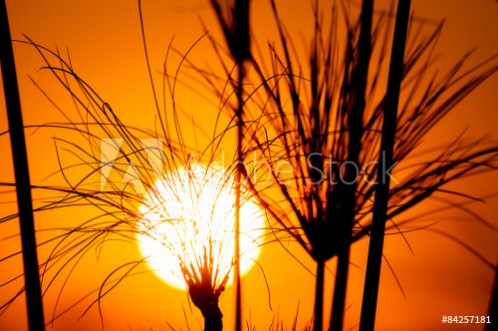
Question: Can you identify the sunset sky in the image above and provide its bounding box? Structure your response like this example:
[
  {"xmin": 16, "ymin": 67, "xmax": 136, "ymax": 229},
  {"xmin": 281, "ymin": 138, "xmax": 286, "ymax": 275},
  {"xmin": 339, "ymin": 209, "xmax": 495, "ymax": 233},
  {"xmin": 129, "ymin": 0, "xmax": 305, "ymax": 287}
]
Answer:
[{"xmin": 1, "ymin": 1, "xmax": 498, "ymax": 330}]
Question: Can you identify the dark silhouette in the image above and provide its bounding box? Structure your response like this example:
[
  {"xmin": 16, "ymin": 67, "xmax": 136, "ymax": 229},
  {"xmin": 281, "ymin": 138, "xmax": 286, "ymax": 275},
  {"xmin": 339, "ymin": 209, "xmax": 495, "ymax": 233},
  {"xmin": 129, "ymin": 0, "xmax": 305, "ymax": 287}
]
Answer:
[
  {"xmin": 207, "ymin": 1, "xmax": 498, "ymax": 330},
  {"xmin": 359, "ymin": 1, "xmax": 411, "ymax": 330},
  {"xmin": 1, "ymin": 1, "xmax": 497, "ymax": 330},
  {"xmin": 210, "ymin": 1, "xmax": 252, "ymax": 330},
  {"xmin": 183, "ymin": 250, "xmax": 227, "ymax": 331},
  {"xmin": 0, "ymin": 1, "xmax": 45, "ymax": 330},
  {"xmin": 329, "ymin": 0, "xmax": 373, "ymax": 329},
  {"xmin": 486, "ymin": 260, "xmax": 498, "ymax": 331}
]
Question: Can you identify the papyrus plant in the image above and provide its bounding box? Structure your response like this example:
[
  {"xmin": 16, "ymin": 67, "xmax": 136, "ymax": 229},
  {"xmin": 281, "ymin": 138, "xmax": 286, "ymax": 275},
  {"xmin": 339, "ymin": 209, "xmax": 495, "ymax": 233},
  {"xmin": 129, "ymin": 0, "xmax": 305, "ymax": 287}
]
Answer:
[
  {"xmin": 213, "ymin": 0, "xmax": 498, "ymax": 329},
  {"xmin": 0, "ymin": 18, "xmax": 261, "ymax": 329}
]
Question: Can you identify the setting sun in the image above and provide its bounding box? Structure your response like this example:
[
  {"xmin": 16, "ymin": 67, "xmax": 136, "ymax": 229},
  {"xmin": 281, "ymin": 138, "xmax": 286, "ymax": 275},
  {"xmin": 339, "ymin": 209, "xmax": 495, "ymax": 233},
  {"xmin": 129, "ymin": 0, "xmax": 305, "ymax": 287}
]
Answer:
[{"xmin": 136, "ymin": 163, "xmax": 265, "ymax": 290}]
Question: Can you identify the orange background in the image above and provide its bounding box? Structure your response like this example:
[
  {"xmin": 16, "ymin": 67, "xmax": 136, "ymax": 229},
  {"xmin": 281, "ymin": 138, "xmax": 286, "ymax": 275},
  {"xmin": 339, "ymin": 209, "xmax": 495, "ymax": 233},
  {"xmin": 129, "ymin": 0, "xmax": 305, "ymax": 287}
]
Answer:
[{"xmin": 1, "ymin": 0, "xmax": 497, "ymax": 330}]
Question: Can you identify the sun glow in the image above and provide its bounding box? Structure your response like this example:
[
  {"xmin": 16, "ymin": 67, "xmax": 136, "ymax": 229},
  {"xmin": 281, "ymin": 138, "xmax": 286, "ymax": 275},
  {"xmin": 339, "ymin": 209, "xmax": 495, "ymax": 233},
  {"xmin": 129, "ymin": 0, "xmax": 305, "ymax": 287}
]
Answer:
[{"xmin": 136, "ymin": 164, "xmax": 265, "ymax": 290}]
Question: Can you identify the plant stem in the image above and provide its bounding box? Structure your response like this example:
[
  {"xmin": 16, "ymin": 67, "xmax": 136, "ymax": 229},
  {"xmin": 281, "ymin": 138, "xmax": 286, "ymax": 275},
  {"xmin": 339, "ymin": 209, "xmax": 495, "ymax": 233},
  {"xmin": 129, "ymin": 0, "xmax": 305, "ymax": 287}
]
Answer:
[
  {"xmin": 234, "ymin": 37, "xmax": 245, "ymax": 331},
  {"xmin": 485, "ymin": 259, "xmax": 497, "ymax": 331},
  {"xmin": 187, "ymin": 268, "xmax": 224, "ymax": 331},
  {"xmin": 329, "ymin": 239, "xmax": 352, "ymax": 331},
  {"xmin": 190, "ymin": 291, "xmax": 223, "ymax": 331},
  {"xmin": 313, "ymin": 260, "xmax": 325, "ymax": 331},
  {"xmin": 330, "ymin": 0, "xmax": 373, "ymax": 330},
  {"xmin": 359, "ymin": 1, "xmax": 411, "ymax": 330},
  {"xmin": 232, "ymin": 0, "xmax": 250, "ymax": 328},
  {"xmin": 202, "ymin": 303, "xmax": 223, "ymax": 331},
  {"xmin": 0, "ymin": 1, "xmax": 45, "ymax": 330}
]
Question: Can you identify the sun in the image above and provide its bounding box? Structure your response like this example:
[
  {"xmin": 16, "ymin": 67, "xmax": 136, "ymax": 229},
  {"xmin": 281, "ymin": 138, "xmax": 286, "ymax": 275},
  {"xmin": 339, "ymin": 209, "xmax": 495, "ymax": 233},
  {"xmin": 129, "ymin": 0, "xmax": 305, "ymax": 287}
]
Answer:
[{"xmin": 136, "ymin": 163, "xmax": 265, "ymax": 290}]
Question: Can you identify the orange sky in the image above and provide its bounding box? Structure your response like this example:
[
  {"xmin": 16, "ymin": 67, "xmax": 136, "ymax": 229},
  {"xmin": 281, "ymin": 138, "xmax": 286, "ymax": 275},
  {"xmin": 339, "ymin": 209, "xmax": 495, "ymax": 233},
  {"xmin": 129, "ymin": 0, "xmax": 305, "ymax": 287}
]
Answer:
[{"xmin": 1, "ymin": 1, "xmax": 498, "ymax": 330}]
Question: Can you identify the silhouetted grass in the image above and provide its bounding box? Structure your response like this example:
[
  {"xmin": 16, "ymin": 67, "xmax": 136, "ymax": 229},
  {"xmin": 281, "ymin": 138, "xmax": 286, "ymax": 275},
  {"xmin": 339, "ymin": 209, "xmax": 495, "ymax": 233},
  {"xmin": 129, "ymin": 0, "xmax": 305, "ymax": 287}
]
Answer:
[
  {"xmin": 0, "ymin": 28, "xmax": 263, "ymax": 329},
  {"xmin": 1, "ymin": 1, "xmax": 498, "ymax": 330},
  {"xmin": 202, "ymin": 1, "xmax": 498, "ymax": 330}
]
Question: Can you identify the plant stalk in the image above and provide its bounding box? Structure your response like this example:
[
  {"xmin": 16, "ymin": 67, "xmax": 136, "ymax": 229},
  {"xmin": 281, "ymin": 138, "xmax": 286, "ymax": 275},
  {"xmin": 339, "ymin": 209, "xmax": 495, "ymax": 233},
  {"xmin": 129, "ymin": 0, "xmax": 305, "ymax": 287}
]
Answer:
[
  {"xmin": 0, "ymin": 1, "xmax": 45, "ymax": 330},
  {"xmin": 485, "ymin": 259, "xmax": 497, "ymax": 331},
  {"xmin": 313, "ymin": 260, "xmax": 325, "ymax": 331},
  {"xmin": 234, "ymin": 54, "xmax": 247, "ymax": 331},
  {"xmin": 329, "ymin": 238, "xmax": 352, "ymax": 331},
  {"xmin": 329, "ymin": 0, "xmax": 374, "ymax": 330},
  {"xmin": 359, "ymin": 1, "xmax": 411, "ymax": 330},
  {"xmin": 202, "ymin": 303, "xmax": 223, "ymax": 331},
  {"xmin": 188, "ymin": 285, "xmax": 223, "ymax": 331}
]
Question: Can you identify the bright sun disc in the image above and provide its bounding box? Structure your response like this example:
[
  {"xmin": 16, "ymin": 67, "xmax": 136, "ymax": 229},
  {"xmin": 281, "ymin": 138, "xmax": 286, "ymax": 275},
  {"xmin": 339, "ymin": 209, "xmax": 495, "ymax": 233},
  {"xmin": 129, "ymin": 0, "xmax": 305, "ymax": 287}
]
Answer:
[{"xmin": 136, "ymin": 164, "xmax": 265, "ymax": 290}]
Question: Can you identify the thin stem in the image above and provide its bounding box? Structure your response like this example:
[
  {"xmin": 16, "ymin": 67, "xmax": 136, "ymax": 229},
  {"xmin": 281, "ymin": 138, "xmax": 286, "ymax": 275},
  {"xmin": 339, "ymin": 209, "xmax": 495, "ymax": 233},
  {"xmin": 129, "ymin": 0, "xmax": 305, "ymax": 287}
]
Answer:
[
  {"xmin": 329, "ymin": 242, "xmax": 351, "ymax": 331},
  {"xmin": 234, "ymin": 60, "xmax": 244, "ymax": 331},
  {"xmin": 313, "ymin": 260, "xmax": 325, "ymax": 331},
  {"xmin": 0, "ymin": 1, "xmax": 45, "ymax": 330},
  {"xmin": 330, "ymin": 0, "xmax": 374, "ymax": 329},
  {"xmin": 359, "ymin": 1, "xmax": 411, "ymax": 330},
  {"xmin": 485, "ymin": 259, "xmax": 497, "ymax": 331}
]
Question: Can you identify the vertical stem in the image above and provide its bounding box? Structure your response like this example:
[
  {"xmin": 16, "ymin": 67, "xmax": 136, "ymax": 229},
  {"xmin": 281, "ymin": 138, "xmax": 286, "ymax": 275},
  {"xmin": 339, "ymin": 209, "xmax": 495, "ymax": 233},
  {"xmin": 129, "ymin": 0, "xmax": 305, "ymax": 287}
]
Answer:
[
  {"xmin": 359, "ymin": 1, "xmax": 411, "ymax": 330},
  {"xmin": 234, "ymin": 56, "xmax": 245, "ymax": 331},
  {"xmin": 0, "ymin": 1, "xmax": 45, "ymax": 330},
  {"xmin": 208, "ymin": 2, "xmax": 250, "ymax": 329},
  {"xmin": 313, "ymin": 260, "xmax": 325, "ymax": 331},
  {"xmin": 203, "ymin": 303, "xmax": 223, "ymax": 331},
  {"xmin": 233, "ymin": 0, "xmax": 250, "ymax": 327},
  {"xmin": 485, "ymin": 260, "xmax": 497, "ymax": 331},
  {"xmin": 329, "ymin": 239, "xmax": 352, "ymax": 331},
  {"xmin": 330, "ymin": 0, "xmax": 373, "ymax": 330}
]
